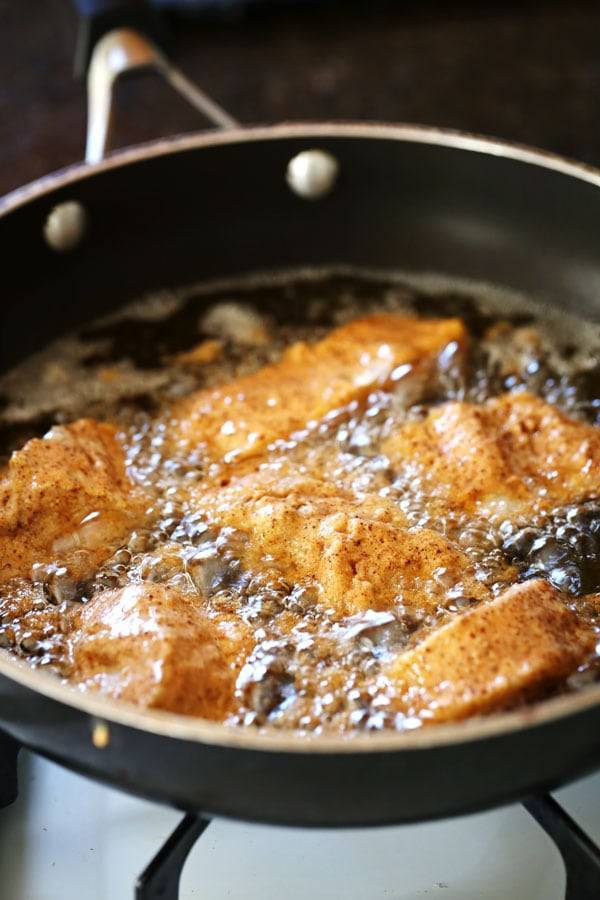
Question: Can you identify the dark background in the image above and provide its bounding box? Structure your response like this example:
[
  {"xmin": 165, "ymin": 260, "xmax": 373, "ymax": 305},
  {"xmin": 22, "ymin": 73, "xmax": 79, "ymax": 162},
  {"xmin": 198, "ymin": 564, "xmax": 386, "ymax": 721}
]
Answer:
[{"xmin": 1, "ymin": 1, "xmax": 600, "ymax": 198}]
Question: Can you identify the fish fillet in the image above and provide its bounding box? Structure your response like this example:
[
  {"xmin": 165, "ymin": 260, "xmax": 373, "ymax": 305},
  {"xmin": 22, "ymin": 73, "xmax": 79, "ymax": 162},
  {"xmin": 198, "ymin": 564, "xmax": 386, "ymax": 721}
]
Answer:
[
  {"xmin": 387, "ymin": 580, "xmax": 595, "ymax": 722},
  {"xmin": 70, "ymin": 582, "xmax": 248, "ymax": 718},
  {"xmin": 0, "ymin": 419, "xmax": 147, "ymax": 582},
  {"xmin": 194, "ymin": 462, "xmax": 490, "ymax": 617},
  {"xmin": 382, "ymin": 392, "xmax": 600, "ymax": 521},
  {"xmin": 169, "ymin": 315, "xmax": 467, "ymax": 463}
]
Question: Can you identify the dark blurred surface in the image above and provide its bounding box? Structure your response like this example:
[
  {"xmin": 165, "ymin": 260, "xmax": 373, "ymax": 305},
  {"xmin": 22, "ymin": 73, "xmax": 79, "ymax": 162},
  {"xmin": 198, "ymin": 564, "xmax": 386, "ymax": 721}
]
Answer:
[{"xmin": 1, "ymin": 1, "xmax": 600, "ymax": 197}]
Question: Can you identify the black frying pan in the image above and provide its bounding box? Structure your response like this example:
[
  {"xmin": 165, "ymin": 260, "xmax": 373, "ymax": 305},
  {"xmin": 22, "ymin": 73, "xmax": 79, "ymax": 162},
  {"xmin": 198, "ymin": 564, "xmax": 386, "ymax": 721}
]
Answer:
[{"xmin": 1, "ymin": 18, "xmax": 600, "ymax": 828}]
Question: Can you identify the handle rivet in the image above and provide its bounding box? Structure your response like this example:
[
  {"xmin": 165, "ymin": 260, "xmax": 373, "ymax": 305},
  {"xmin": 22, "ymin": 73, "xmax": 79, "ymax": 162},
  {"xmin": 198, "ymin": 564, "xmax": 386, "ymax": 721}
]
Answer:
[
  {"xmin": 91, "ymin": 719, "xmax": 110, "ymax": 749},
  {"xmin": 286, "ymin": 149, "xmax": 339, "ymax": 200},
  {"xmin": 43, "ymin": 201, "xmax": 87, "ymax": 252}
]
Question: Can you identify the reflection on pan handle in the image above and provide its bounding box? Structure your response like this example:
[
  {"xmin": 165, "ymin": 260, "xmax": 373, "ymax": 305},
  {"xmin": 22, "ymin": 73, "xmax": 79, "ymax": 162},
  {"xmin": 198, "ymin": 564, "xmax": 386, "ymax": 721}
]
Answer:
[
  {"xmin": 85, "ymin": 27, "xmax": 239, "ymax": 164},
  {"xmin": 72, "ymin": 0, "xmax": 167, "ymax": 76}
]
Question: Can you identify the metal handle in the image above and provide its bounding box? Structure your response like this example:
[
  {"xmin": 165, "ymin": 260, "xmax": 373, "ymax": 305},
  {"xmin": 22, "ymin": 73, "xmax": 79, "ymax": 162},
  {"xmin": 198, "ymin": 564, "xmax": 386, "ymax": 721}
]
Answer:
[{"xmin": 85, "ymin": 27, "xmax": 239, "ymax": 164}]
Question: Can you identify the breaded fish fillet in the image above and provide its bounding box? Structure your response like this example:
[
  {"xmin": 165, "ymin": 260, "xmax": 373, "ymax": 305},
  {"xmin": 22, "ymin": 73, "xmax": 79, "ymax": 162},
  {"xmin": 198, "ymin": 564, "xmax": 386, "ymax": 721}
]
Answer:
[
  {"xmin": 0, "ymin": 419, "xmax": 147, "ymax": 582},
  {"xmin": 194, "ymin": 463, "xmax": 490, "ymax": 617},
  {"xmin": 387, "ymin": 580, "xmax": 595, "ymax": 722},
  {"xmin": 169, "ymin": 315, "xmax": 467, "ymax": 463},
  {"xmin": 382, "ymin": 392, "xmax": 600, "ymax": 521},
  {"xmin": 70, "ymin": 582, "xmax": 247, "ymax": 718}
]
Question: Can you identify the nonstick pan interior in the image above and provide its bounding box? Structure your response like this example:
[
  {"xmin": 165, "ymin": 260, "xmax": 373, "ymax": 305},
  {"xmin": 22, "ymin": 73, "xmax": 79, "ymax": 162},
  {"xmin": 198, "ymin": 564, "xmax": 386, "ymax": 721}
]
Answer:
[{"xmin": 3, "ymin": 125, "xmax": 600, "ymax": 372}]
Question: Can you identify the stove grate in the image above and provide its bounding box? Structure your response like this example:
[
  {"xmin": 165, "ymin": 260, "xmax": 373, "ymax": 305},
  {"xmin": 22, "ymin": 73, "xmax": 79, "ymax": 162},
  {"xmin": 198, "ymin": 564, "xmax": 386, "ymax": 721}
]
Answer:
[
  {"xmin": 1, "ymin": 732, "xmax": 598, "ymax": 899},
  {"xmin": 524, "ymin": 794, "xmax": 600, "ymax": 900},
  {"xmin": 135, "ymin": 813, "xmax": 211, "ymax": 900}
]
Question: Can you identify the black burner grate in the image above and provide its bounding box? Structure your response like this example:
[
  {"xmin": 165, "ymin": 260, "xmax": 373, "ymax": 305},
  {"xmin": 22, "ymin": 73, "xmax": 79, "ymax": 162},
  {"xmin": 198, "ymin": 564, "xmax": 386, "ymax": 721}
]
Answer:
[
  {"xmin": 0, "ymin": 732, "xmax": 19, "ymax": 811},
  {"xmin": 524, "ymin": 795, "xmax": 600, "ymax": 900},
  {"xmin": 1, "ymin": 733, "xmax": 599, "ymax": 900},
  {"xmin": 135, "ymin": 813, "xmax": 211, "ymax": 900}
]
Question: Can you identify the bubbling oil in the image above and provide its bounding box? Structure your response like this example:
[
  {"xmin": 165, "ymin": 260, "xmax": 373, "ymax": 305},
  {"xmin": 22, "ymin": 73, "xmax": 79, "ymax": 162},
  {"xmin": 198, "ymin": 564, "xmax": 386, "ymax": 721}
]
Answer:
[{"xmin": 0, "ymin": 268, "xmax": 599, "ymax": 733}]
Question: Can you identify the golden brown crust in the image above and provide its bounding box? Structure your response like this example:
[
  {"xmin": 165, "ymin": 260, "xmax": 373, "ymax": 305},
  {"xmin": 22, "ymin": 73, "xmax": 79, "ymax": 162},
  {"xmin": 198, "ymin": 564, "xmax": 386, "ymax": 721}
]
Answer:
[
  {"xmin": 194, "ymin": 463, "xmax": 490, "ymax": 617},
  {"xmin": 387, "ymin": 580, "xmax": 596, "ymax": 722},
  {"xmin": 382, "ymin": 392, "xmax": 600, "ymax": 521},
  {"xmin": 168, "ymin": 315, "xmax": 467, "ymax": 463},
  {"xmin": 0, "ymin": 419, "xmax": 147, "ymax": 582},
  {"xmin": 69, "ymin": 583, "xmax": 248, "ymax": 718}
]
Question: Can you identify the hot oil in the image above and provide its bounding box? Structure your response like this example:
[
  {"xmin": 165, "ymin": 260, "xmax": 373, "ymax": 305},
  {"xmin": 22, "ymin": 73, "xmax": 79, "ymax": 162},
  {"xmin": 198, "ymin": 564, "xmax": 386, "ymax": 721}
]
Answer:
[{"xmin": 0, "ymin": 269, "xmax": 599, "ymax": 733}]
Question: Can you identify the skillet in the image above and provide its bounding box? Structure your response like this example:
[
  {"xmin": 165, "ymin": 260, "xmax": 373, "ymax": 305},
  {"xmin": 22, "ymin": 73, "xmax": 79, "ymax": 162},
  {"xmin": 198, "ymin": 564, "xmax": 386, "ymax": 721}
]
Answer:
[{"xmin": 1, "ymin": 18, "xmax": 600, "ymax": 827}]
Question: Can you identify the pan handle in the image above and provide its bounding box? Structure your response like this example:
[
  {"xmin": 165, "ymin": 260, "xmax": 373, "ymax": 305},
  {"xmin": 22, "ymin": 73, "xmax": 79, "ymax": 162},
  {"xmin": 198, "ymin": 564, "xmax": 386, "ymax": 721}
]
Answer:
[{"xmin": 85, "ymin": 27, "xmax": 239, "ymax": 164}]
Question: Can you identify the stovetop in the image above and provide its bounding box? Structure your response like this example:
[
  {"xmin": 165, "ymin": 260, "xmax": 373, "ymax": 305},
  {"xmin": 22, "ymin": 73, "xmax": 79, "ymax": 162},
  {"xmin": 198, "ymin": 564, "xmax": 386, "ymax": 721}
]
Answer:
[{"xmin": 1, "ymin": 751, "xmax": 599, "ymax": 899}]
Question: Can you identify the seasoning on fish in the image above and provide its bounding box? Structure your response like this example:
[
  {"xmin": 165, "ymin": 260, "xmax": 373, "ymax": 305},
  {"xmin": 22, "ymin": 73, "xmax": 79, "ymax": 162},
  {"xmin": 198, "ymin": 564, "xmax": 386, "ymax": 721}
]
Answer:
[
  {"xmin": 382, "ymin": 392, "xmax": 600, "ymax": 522},
  {"xmin": 169, "ymin": 314, "xmax": 468, "ymax": 462},
  {"xmin": 0, "ymin": 419, "xmax": 147, "ymax": 582},
  {"xmin": 70, "ymin": 582, "xmax": 248, "ymax": 718},
  {"xmin": 194, "ymin": 463, "xmax": 490, "ymax": 617},
  {"xmin": 387, "ymin": 580, "xmax": 596, "ymax": 722}
]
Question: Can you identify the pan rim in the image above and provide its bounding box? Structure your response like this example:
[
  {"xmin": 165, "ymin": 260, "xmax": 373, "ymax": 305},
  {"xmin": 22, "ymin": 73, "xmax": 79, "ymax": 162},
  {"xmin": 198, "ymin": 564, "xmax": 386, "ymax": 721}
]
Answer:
[
  {"xmin": 3, "ymin": 120, "xmax": 600, "ymax": 216},
  {"xmin": 2, "ymin": 119, "xmax": 600, "ymax": 755},
  {"xmin": 2, "ymin": 645, "xmax": 600, "ymax": 754}
]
